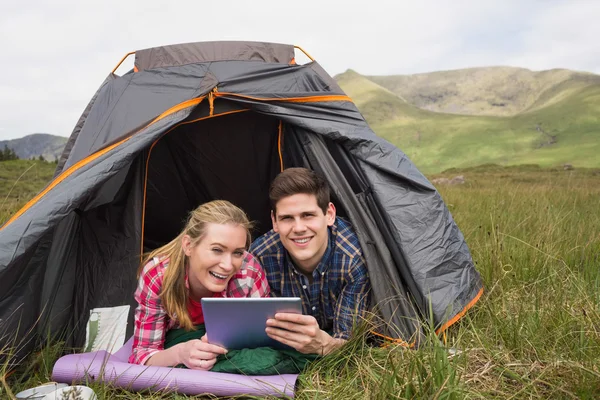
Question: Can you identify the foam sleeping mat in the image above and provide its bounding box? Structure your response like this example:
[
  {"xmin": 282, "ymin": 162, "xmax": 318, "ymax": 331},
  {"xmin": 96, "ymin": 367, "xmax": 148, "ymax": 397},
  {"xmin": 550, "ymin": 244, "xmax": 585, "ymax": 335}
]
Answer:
[{"xmin": 52, "ymin": 337, "xmax": 298, "ymax": 397}]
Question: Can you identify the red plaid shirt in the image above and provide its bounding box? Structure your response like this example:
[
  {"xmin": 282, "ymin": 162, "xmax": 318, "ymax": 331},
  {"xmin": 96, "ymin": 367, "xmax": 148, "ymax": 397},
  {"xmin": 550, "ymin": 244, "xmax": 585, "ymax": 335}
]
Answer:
[{"xmin": 129, "ymin": 252, "xmax": 270, "ymax": 365}]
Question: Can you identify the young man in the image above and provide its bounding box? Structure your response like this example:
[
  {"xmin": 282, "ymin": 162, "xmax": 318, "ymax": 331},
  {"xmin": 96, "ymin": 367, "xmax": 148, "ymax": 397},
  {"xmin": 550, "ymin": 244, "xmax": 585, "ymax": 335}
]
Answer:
[{"xmin": 249, "ymin": 168, "xmax": 371, "ymax": 355}]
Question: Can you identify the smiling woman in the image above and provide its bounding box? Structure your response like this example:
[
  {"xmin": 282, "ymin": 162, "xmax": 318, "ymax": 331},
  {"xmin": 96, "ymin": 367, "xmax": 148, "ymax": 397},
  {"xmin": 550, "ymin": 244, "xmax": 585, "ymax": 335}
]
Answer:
[
  {"xmin": 183, "ymin": 223, "xmax": 249, "ymax": 298},
  {"xmin": 128, "ymin": 200, "xmax": 271, "ymax": 370}
]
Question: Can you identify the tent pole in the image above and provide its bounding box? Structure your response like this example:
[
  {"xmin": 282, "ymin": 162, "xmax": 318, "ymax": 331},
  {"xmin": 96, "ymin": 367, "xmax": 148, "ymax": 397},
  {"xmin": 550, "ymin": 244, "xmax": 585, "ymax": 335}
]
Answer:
[
  {"xmin": 112, "ymin": 51, "xmax": 136, "ymax": 74},
  {"xmin": 293, "ymin": 46, "xmax": 315, "ymax": 61}
]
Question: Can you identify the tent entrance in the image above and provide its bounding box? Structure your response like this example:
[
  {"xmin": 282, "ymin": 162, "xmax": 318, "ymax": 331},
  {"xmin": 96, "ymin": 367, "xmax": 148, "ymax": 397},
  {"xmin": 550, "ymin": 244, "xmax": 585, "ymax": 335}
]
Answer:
[{"xmin": 143, "ymin": 110, "xmax": 289, "ymax": 251}]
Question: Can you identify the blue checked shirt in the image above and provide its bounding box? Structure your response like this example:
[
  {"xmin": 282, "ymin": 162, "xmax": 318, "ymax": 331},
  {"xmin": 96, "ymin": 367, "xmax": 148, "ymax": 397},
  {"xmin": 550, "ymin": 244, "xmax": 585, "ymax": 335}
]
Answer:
[{"xmin": 249, "ymin": 217, "xmax": 371, "ymax": 340}]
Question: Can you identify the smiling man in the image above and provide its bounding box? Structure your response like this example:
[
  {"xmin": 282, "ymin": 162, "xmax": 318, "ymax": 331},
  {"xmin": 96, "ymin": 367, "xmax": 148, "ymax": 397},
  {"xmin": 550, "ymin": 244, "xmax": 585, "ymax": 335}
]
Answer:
[{"xmin": 249, "ymin": 168, "xmax": 371, "ymax": 355}]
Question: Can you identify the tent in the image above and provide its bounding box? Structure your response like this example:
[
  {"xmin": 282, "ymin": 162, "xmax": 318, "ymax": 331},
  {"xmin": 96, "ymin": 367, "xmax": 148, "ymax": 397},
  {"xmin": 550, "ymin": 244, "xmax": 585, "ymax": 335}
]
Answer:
[{"xmin": 0, "ymin": 41, "xmax": 482, "ymax": 357}]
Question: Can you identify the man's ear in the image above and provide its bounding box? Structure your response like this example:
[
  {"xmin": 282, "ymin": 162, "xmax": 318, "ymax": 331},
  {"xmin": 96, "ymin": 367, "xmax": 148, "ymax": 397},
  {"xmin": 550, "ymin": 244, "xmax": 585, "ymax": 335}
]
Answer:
[
  {"xmin": 326, "ymin": 202, "xmax": 336, "ymax": 226},
  {"xmin": 271, "ymin": 210, "xmax": 279, "ymax": 233},
  {"xmin": 182, "ymin": 234, "xmax": 192, "ymax": 256}
]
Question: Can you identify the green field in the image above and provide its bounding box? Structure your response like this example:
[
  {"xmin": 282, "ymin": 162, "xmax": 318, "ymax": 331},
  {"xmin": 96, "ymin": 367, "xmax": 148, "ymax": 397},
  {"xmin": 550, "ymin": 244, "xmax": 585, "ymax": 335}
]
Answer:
[
  {"xmin": 337, "ymin": 69, "xmax": 600, "ymax": 174},
  {"xmin": 0, "ymin": 160, "xmax": 56, "ymax": 223},
  {"xmin": 2, "ymin": 160, "xmax": 600, "ymax": 399}
]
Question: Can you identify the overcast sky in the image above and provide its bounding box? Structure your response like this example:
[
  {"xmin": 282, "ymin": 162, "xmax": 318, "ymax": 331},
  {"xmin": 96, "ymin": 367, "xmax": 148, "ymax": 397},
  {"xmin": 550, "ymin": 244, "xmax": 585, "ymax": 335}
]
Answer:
[{"xmin": 1, "ymin": 0, "xmax": 598, "ymax": 140}]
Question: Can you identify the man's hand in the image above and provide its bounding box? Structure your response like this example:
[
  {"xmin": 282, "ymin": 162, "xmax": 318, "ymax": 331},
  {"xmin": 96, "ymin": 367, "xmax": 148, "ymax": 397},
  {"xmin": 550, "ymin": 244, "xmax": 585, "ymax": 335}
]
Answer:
[{"xmin": 265, "ymin": 313, "xmax": 346, "ymax": 355}]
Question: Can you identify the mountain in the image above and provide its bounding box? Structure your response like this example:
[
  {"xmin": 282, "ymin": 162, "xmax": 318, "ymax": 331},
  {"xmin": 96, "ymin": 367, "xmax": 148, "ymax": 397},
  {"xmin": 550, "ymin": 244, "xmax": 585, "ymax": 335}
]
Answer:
[
  {"xmin": 335, "ymin": 67, "xmax": 600, "ymax": 173},
  {"xmin": 365, "ymin": 67, "xmax": 600, "ymax": 116},
  {"xmin": 0, "ymin": 133, "xmax": 68, "ymax": 161}
]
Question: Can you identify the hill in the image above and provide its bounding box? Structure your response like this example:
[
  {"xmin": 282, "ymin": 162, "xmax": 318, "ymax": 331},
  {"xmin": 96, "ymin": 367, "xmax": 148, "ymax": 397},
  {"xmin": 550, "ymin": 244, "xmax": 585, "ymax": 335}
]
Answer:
[
  {"xmin": 335, "ymin": 67, "xmax": 600, "ymax": 173},
  {"xmin": 0, "ymin": 133, "xmax": 68, "ymax": 161},
  {"xmin": 365, "ymin": 66, "xmax": 600, "ymax": 116}
]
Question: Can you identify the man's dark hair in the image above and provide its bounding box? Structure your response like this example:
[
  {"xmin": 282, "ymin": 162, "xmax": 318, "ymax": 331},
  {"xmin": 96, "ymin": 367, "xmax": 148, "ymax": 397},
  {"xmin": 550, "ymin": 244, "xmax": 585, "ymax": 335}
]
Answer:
[{"xmin": 269, "ymin": 168, "xmax": 330, "ymax": 214}]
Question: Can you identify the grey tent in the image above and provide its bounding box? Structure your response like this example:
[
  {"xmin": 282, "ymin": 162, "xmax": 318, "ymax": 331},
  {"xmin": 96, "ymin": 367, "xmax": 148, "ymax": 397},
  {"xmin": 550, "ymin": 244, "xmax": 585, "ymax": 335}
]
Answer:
[{"xmin": 0, "ymin": 41, "xmax": 482, "ymax": 356}]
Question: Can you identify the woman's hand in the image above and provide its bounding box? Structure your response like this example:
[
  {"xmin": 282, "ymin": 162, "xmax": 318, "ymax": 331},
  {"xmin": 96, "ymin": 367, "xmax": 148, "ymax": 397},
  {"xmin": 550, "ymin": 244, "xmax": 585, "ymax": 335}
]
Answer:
[{"xmin": 176, "ymin": 335, "xmax": 227, "ymax": 370}]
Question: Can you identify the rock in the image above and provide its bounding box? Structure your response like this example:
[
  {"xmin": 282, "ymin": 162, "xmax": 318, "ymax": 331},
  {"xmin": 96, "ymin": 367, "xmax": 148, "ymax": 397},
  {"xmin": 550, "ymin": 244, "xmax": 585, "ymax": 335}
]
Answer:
[
  {"xmin": 450, "ymin": 175, "xmax": 465, "ymax": 184},
  {"xmin": 432, "ymin": 175, "xmax": 466, "ymax": 185},
  {"xmin": 432, "ymin": 177, "xmax": 450, "ymax": 185}
]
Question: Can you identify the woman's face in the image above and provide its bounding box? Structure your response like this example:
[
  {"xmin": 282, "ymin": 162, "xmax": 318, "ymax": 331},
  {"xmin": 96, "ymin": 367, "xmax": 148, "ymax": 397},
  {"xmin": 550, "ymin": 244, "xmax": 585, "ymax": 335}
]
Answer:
[{"xmin": 182, "ymin": 223, "xmax": 247, "ymax": 299}]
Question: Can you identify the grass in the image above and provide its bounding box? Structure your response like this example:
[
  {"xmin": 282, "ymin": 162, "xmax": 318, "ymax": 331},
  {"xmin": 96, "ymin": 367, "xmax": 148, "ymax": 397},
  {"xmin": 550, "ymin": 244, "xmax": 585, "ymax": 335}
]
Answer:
[
  {"xmin": 2, "ymin": 162, "xmax": 600, "ymax": 398},
  {"xmin": 432, "ymin": 166, "xmax": 600, "ymax": 398},
  {"xmin": 0, "ymin": 159, "xmax": 56, "ymax": 223}
]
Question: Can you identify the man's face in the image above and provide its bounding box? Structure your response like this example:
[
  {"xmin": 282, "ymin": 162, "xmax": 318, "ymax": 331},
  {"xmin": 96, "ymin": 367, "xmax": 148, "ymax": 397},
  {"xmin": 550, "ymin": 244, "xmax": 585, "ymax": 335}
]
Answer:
[{"xmin": 271, "ymin": 193, "xmax": 336, "ymax": 274}]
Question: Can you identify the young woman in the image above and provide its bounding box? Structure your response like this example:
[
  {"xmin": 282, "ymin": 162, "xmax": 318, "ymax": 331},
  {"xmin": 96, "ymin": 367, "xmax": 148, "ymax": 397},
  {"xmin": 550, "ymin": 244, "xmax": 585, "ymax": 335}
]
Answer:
[{"xmin": 129, "ymin": 200, "xmax": 270, "ymax": 370}]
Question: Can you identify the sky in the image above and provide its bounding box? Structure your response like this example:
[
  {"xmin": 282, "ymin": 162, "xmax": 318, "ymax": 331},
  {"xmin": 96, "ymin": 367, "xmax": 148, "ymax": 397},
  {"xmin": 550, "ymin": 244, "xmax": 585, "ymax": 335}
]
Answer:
[{"xmin": 0, "ymin": 0, "xmax": 599, "ymax": 140}]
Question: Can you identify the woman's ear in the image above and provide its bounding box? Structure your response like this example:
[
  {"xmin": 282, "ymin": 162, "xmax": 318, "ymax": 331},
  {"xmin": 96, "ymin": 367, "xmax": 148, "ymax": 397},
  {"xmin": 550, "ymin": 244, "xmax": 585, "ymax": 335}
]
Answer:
[{"xmin": 181, "ymin": 234, "xmax": 192, "ymax": 256}]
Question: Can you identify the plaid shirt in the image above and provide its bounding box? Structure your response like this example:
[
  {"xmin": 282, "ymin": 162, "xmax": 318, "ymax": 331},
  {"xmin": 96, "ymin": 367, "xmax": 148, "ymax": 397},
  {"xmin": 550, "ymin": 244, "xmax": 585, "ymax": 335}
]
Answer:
[
  {"xmin": 249, "ymin": 217, "xmax": 370, "ymax": 340},
  {"xmin": 129, "ymin": 252, "xmax": 270, "ymax": 365}
]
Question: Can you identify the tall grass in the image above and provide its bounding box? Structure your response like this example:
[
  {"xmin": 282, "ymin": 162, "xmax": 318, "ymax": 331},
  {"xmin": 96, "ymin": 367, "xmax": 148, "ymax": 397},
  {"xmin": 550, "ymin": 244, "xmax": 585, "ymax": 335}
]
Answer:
[
  {"xmin": 437, "ymin": 166, "xmax": 600, "ymax": 398},
  {"xmin": 2, "ymin": 164, "xmax": 600, "ymax": 399}
]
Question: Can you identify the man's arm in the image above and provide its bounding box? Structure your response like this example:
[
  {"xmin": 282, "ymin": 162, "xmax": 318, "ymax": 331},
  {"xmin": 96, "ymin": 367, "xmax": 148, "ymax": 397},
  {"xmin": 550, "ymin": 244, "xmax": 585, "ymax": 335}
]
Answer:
[
  {"xmin": 332, "ymin": 256, "xmax": 371, "ymax": 341},
  {"xmin": 265, "ymin": 257, "xmax": 370, "ymax": 355}
]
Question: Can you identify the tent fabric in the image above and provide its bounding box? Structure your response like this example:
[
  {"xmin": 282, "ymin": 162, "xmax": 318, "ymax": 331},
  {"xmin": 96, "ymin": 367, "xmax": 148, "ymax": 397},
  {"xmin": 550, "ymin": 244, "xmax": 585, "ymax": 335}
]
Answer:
[
  {"xmin": 0, "ymin": 41, "xmax": 482, "ymax": 359},
  {"xmin": 55, "ymin": 75, "xmax": 115, "ymax": 177},
  {"xmin": 135, "ymin": 41, "xmax": 296, "ymax": 71},
  {"xmin": 292, "ymin": 129, "xmax": 425, "ymax": 343}
]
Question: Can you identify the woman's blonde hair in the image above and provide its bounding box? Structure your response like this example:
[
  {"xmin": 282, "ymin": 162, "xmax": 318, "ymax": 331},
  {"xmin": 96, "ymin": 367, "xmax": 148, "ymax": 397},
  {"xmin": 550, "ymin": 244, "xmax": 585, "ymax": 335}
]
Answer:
[{"xmin": 140, "ymin": 200, "xmax": 253, "ymax": 330}]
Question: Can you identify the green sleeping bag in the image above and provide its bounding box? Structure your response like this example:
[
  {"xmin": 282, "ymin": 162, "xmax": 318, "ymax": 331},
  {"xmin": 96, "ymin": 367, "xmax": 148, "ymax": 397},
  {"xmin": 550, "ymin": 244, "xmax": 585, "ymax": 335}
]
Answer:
[{"xmin": 164, "ymin": 324, "xmax": 319, "ymax": 375}]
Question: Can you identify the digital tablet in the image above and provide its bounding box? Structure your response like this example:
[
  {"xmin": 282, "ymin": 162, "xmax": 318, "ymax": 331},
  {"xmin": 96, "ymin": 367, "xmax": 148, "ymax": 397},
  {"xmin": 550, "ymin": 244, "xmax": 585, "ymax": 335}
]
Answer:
[{"xmin": 201, "ymin": 297, "xmax": 303, "ymax": 350}]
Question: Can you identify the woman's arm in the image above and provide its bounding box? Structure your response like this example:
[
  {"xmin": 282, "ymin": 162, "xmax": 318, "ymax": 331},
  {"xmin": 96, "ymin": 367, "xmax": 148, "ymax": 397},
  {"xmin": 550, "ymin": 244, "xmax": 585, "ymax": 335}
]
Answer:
[
  {"xmin": 129, "ymin": 261, "xmax": 169, "ymax": 365},
  {"xmin": 130, "ymin": 260, "xmax": 227, "ymax": 369}
]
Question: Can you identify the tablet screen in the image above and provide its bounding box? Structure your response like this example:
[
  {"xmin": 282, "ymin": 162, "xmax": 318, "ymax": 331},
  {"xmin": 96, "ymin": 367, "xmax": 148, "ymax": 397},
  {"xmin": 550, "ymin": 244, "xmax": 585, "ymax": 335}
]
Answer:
[{"xmin": 201, "ymin": 297, "xmax": 302, "ymax": 350}]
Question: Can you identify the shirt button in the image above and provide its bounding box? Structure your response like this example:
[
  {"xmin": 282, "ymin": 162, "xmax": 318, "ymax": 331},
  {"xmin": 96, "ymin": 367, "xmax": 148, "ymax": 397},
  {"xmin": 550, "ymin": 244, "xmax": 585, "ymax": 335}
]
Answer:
[
  {"xmin": 312, "ymin": 306, "xmax": 316, "ymax": 311},
  {"xmin": 321, "ymin": 272, "xmax": 325, "ymax": 276},
  {"xmin": 302, "ymin": 285, "xmax": 307, "ymax": 289}
]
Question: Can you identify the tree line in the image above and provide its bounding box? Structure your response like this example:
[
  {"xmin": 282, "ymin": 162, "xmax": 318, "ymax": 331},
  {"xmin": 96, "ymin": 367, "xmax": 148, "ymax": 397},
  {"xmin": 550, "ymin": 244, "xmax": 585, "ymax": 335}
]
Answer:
[
  {"xmin": 0, "ymin": 145, "xmax": 19, "ymax": 161},
  {"xmin": 0, "ymin": 145, "xmax": 57, "ymax": 162}
]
